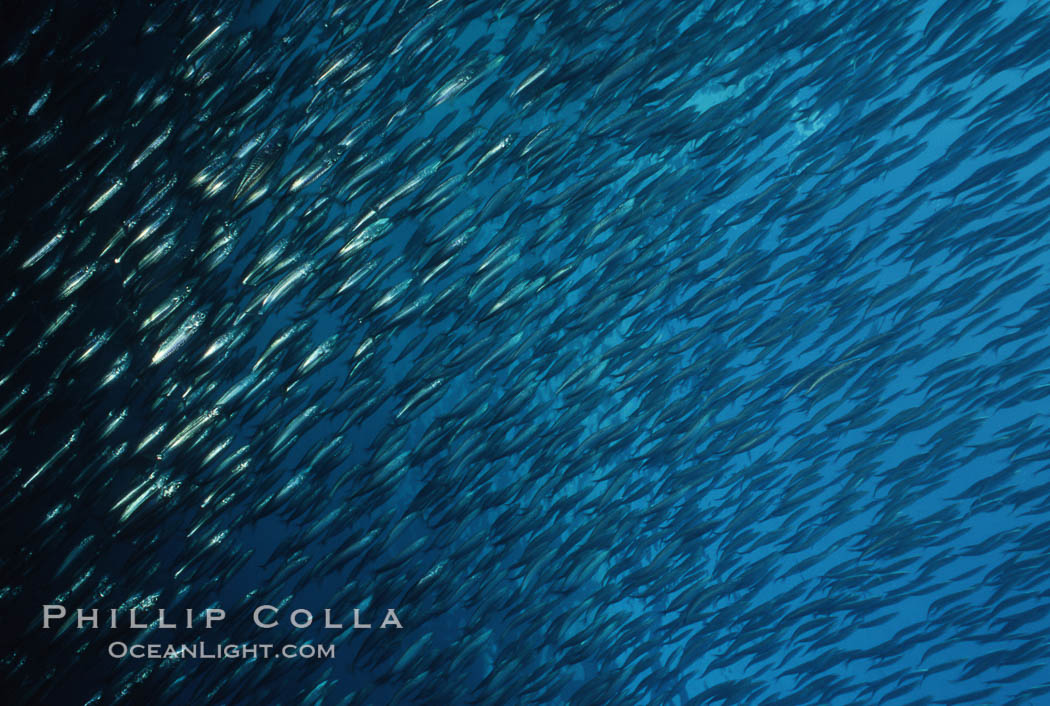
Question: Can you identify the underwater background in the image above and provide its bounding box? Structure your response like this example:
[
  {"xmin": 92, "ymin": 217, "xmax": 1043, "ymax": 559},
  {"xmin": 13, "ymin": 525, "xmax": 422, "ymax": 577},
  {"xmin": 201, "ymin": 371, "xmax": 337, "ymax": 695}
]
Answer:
[{"xmin": 4, "ymin": 0, "xmax": 1050, "ymax": 704}]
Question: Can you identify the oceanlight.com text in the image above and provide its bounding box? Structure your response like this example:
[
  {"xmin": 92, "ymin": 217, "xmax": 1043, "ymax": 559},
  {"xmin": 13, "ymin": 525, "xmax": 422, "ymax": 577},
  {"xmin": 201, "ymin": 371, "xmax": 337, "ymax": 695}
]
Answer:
[{"xmin": 107, "ymin": 641, "xmax": 336, "ymax": 660}]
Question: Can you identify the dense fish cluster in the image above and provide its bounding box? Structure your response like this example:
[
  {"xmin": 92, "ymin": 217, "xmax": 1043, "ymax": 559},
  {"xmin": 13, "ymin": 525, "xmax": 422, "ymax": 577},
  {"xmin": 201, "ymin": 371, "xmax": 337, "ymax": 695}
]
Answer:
[{"xmin": 5, "ymin": 0, "xmax": 1050, "ymax": 703}]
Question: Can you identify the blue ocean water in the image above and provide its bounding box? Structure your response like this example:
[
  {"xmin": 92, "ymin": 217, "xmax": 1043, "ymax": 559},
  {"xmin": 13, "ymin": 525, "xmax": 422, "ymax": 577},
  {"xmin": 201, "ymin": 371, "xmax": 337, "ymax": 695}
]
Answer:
[{"xmin": 5, "ymin": 0, "xmax": 1050, "ymax": 704}]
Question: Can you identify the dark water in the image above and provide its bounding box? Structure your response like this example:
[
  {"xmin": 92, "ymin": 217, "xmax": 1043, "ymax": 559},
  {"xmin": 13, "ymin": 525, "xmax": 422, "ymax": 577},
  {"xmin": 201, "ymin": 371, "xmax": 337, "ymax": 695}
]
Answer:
[{"xmin": 4, "ymin": 1, "xmax": 1050, "ymax": 704}]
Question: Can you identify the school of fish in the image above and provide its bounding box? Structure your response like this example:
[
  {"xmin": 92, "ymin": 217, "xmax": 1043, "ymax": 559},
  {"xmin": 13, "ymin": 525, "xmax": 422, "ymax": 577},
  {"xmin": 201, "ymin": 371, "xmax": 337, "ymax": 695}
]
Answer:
[{"xmin": 3, "ymin": 0, "xmax": 1050, "ymax": 704}]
